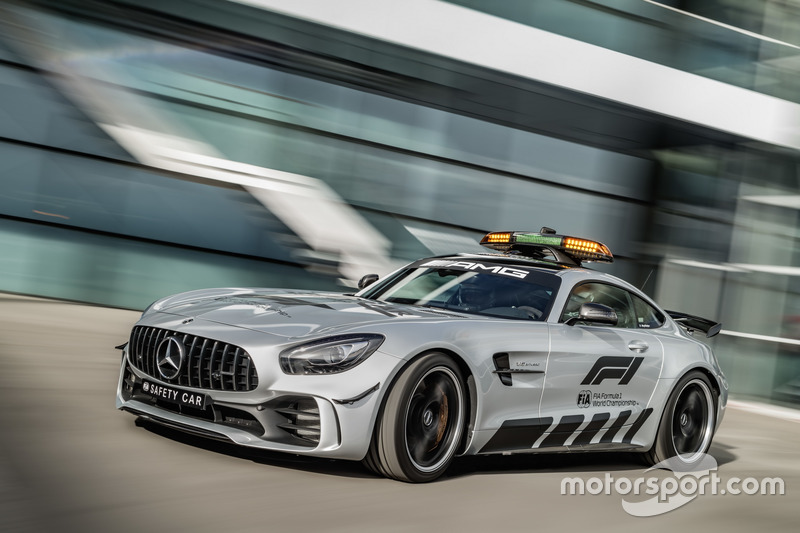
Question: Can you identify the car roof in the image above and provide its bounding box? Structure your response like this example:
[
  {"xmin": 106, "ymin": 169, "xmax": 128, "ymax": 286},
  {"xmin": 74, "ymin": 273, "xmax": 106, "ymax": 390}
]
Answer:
[
  {"xmin": 431, "ymin": 252, "xmax": 643, "ymax": 293},
  {"xmin": 433, "ymin": 252, "xmax": 591, "ymax": 273}
]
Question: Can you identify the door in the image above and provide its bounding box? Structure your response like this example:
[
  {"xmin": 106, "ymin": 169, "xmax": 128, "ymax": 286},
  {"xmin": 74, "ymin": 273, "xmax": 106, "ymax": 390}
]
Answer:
[{"xmin": 539, "ymin": 282, "xmax": 663, "ymax": 448}]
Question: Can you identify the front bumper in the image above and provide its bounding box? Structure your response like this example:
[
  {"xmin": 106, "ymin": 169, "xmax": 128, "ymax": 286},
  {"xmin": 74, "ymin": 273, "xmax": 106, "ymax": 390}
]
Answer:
[{"xmin": 115, "ymin": 341, "xmax": 399, "ymax": 461}]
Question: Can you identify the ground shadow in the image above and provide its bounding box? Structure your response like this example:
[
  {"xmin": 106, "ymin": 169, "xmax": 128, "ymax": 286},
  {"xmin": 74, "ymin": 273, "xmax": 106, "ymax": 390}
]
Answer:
[{"xmin": 707, "ymin": 441, "xmax": 738, "ymax": 467}]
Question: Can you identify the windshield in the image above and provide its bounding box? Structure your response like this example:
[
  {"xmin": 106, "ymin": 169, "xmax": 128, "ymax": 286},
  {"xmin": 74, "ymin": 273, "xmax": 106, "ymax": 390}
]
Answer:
[{"xmin": 359, "ymin": 259, "xmax": 561, "ymax": 320}]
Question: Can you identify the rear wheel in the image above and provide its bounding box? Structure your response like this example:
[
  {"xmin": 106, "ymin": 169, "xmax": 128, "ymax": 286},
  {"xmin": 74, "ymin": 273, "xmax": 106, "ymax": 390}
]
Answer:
[
  {"xmin": 644, "ymin": 371, "xmax": 716, "ymax": 467},
  {"xmin": 364, "ymin": 353, "xmax": 466, "ymax": 482}
]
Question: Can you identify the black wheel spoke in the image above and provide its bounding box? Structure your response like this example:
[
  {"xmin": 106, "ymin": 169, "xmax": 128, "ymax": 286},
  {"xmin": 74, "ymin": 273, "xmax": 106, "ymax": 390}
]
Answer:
[
  {"xmin": 368, "ymin": 353, "xmax": 465, "ymax": 482},
  {"xmin": 409, "ymin": 435, "xmax": 429, "ymax": 464},
  {"xmin": 403, "ymin": 365, "xmax": 463, "ymax": 471},
  {"xmin": 671, "ymin": 381, "xmax": 712, "ymax": 457}
]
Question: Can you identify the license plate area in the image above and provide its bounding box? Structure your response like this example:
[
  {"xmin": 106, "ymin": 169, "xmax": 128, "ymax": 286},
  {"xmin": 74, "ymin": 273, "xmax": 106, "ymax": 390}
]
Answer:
[{"xmin": 141, "ymin": 380, "xmax": 208, "ymax": 410}]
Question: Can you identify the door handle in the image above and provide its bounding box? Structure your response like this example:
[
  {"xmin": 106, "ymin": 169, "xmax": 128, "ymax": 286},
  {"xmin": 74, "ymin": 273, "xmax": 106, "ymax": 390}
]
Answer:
[{"xmin": 628, "ymin": 340, "xmax": 649, "ymax": 353}]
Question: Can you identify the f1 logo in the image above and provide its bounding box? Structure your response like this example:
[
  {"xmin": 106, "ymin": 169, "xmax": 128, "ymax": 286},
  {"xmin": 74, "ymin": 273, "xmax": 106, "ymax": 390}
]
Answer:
[{"xmin": 581, "ymin": 356, "xmax": 643, "ymax": 386}]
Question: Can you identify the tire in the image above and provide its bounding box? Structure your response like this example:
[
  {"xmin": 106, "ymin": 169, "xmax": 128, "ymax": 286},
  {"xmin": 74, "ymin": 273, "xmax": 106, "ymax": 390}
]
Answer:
[
  {"xmin": 644, "ymin": 370, "xmax": 717, "ymax": 468},
  {"xmin": 364, "ymin": 353, "xmax": 466, "ymax": 482}
]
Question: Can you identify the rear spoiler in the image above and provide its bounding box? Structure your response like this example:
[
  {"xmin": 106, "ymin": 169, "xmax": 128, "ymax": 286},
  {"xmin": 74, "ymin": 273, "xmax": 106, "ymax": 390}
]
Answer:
[{"xmin": 666, "ymin": 311, "xmax": 722, "ymax": 338}]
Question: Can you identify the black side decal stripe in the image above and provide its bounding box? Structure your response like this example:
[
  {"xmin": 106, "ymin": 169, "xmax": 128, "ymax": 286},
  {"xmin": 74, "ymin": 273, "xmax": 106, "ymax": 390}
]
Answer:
[
  {"xmin": 599, "ymin": 410, "xmax": 632, "ymax": 443},
  {"xmin": 570, "ymin": 412, "xmax": 611, "ymax": 446},
  {"xmin": 539, "ymin": 415, "xmax": 585, "ymax": 447},
  {"xmin": 622, "ymin": 408, "xmax": 654, "ymax": 444},
  {"xmin": 479, "ymin": 417, "xmax": 553, "ymax": 453}
]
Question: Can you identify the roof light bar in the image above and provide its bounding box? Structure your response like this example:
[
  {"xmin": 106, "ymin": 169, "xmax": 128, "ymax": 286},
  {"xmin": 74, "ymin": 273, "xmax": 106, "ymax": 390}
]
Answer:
[
  {"xmin": 480, "ymin": 229, "xmax": 613, "ymax": 264},
  {"xmin": 483, "ymin": 232, "xmax": 513, "ymax": 244}
]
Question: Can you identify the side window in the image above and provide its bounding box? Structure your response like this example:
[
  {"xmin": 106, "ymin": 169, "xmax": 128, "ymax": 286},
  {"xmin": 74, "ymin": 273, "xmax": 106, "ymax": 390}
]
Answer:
[
  {"xmin": 632, "ymin": 294, "xmax": 665, "ymax": 329},
  {"xmin": 561, "ymin": 282, "xmax": 636, "ymax": 328}
]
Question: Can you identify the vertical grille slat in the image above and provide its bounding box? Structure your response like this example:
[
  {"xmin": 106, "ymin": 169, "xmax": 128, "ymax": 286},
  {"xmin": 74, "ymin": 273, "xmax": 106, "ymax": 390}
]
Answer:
[
  {"xmin": 208, "ymin": 341, "xmax": 219, "ymax": 389},
  {"xmin": 128, "ymin": 326, "xmax": 258, "ymax": 392},
  {"xmin": 245, "ymin": 356, "xmax": 258, "ymax": 390},
  {"xmin": 138, "ymin": 327, "xmax": 147, "ymax": 374},
  {"xmin": 198, "ymin": 338, "xmax": 209, "ymax": 388},
  {"xmin": 130, "ymin": 327, "xmax": 143, "ymax": 366},
  {"xmin": 153, "ymin": 329, "xmax": 168, "ymax": 374},
  {"xmin": 179, "ymin": 334, "xmax": 190, "ymax": 386},
  {"xmin": 186, "ymin": 336, "xmax": 199, "ymax": 388},
  {"xmin": 221, "ymin": 345, "xmax": 229, "ymax": 389},
  {"xmin": 232, "ymin": 347, "xmax": 241, "ymax": 392},
  {"xmin": 145, "ymin": 327, "xmax": 156, "ymax": 376},
  {"xmin": 143, "ymin": 327, "xmax": 158, "ymax": 376}
]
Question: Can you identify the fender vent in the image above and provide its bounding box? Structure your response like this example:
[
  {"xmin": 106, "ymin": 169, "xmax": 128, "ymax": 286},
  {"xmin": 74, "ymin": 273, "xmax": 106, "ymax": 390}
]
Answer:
[{"xmin": 493, "ymin": 353, "xmax": 512, "ymax": 386}]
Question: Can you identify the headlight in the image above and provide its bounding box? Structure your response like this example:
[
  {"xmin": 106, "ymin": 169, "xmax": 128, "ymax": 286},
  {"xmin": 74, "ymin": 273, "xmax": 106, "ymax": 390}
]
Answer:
[{"xmin": 280, "ymin": 334, "xmax": 385, "ymax": 375}]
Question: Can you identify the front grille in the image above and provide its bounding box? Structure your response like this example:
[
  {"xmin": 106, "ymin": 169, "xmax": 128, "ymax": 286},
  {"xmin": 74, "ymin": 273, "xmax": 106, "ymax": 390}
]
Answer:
[{"xmin": 129, "ymin": 326, "xmax": 259, "ymax": 391}]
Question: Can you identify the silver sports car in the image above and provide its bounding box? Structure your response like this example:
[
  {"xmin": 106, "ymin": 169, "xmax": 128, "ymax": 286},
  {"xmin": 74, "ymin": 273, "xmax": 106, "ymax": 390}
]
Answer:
[{"xmin": 116, "ymin": 228, "xmax": 727, "ymax": 482}]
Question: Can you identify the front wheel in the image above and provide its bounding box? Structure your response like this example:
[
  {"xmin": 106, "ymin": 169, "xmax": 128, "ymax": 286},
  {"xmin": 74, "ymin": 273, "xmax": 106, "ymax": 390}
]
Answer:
[
  {"xmin": 364, "ymin": 353, "xmax": 466, "ymax": 482},
  {"xmin": 644, "ymin": 371, "xmax": 717, "ymax": 468}
]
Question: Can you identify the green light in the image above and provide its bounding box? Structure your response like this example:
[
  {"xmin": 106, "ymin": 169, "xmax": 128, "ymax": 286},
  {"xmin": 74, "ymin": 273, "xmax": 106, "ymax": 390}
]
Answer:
[{"xmin": 515, "ymin": 234, "xmax": 562, "ymax": 246}]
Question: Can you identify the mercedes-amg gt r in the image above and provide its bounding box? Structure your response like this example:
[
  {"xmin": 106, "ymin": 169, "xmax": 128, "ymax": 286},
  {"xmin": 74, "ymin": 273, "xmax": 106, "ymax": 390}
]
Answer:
[{"xmin": 116, "ymin": 228, "xmax": 726, "ymax": 482}]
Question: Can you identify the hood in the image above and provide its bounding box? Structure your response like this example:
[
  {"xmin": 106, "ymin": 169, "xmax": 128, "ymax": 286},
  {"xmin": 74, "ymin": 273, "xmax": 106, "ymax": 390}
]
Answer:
[{"xmin": 149, "ymin": 288, "xmax": 473, "ymax": 339}]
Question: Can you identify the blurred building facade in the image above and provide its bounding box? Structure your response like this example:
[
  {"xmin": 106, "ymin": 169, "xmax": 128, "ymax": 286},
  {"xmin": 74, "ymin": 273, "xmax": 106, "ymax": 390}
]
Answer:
[{"xmin": 2, "ymin": 0, "xmax": 800, "ymax": 404}]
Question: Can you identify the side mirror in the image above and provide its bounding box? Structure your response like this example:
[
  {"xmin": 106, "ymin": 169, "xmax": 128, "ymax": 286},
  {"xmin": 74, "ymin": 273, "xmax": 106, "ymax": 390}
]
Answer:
[
  {"xmin": 567, "ymin": 302, "xmax": 618, "ymax": 326},
  {"xmin": 358, "ymin": 273, "xmax": 380, "ymax": 290}
]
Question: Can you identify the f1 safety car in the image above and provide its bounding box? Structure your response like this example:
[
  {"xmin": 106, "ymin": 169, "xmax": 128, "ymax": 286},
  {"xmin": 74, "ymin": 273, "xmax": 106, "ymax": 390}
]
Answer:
[{"xmin": 116, "ymin": 228, "xmax": 726, "ymax": 482}]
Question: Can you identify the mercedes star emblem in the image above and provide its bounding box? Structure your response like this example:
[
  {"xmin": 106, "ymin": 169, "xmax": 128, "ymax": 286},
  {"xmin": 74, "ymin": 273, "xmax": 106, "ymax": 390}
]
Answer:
[{"xmin": 155, "ymin": 336, "xmax": 186, "ymax": 380}]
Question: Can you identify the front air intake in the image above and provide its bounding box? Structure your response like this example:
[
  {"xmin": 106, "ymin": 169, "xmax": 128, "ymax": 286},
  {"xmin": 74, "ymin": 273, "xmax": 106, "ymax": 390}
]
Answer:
[{"xmin": 273, "ymin": 397, "xmax": 321, "ymax": 446}]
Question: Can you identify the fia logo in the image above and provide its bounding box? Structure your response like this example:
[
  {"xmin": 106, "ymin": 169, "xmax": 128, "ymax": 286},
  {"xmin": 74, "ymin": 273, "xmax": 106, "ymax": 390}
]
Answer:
[{"xmin": 577, "ymin": 390, "xmax": 591, "ymax": 408}]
